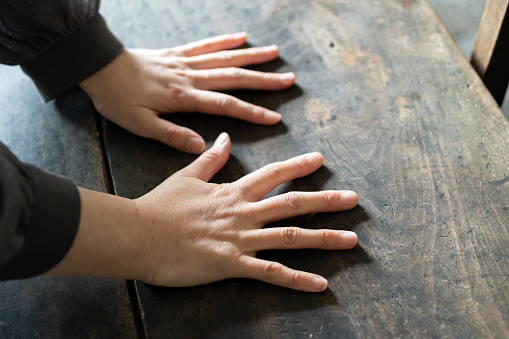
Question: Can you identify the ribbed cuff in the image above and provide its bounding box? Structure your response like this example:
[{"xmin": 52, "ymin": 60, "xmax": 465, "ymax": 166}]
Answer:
[
  {"xmin": 0, "ymin": 166, "xmax": 81, "ymax": 279},
  {"xmin": 21, "ymin": 14, "xmax": 124, "ymax": 101}
]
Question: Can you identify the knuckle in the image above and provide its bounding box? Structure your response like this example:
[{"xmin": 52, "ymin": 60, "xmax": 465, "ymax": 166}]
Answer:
[
  {"xmin": 173, "ymin": 68, "xmax": 190, "ymax": 77},
  {"xmin": 200, "ymin": 149, "xmax": 222, "ymax": 163},
  {"xmin": 263, "ymin": 73, "xmax": 274, "ymax": 81},
  {"xmin": 163, "ymin": 126, "xmax": 181, "ymax": 146},
  {"xmin": 251, "ymin": 105, "xmax": 265, "ymax": 118},
  {"xmin": 283, "ymin": 192, "xmax": 301, "ymax": 210},
  {"xmin": 214, "ymin": 183, "xmax": 235, "ymax": 198},
  {"xmin": 263, "ymin": 262, "xmax": 281, "ymax": 280},
  {"xmin": 261, "ymin": 164, "xmax": 281, "ymax": 179},
  {"xmin": 323, "ymin": 191, "xmax": 334, "ymax": 208},
  {"xmin": 290, "ymin": 271, "xmax": 300, "ymax": 287},
  {"xmin": 161, "ymin": 47, "xmax": 173, "ymax": 55},
  {"xmin": 217, "ymin": 244, "xmax": 240, "ymax": 260},
  {"xmin": 201, "ymin": 41, "xmax": 214, "ymax": 50},
  {"xmin": 215, "ymin": 96, "xmax": 233, "ymax": 108},
  {"xmin": 168, "ymin": 85, "xmax": 188, "ymax": 100},
  {"xmin": 293, "ymin": 156, "xmax": 310, "ymax": 172},
  {"xmin": 320, "ymin": 229, "xmax": 331, "ymax": 246},
  {"xmin": 219, "ymin": 51, "xmax": 234, "ymax": 61},
  {"xmin": 225, "ymin": 67, "xmax": 242, "ymax": 78},
  {"xmin": 282, "ymin": 227, "xmax": 298, "ymax": 247}
]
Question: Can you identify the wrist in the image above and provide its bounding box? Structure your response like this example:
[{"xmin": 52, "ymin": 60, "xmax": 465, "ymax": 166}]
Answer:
[
  {"xmin": 47, "ymin": 187, "xmax": 147, "ymax": 281},
  {"xmin": 79, "ymin": 49, "xmax": 127, "ymax": 103}
]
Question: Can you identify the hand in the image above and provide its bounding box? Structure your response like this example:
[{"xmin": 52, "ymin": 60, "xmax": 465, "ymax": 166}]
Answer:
[
  {"xmin": 79, "ymin": 33, "xmax": 295, "ymax": 154},
  {"xmin": 134, "ymin": 133, "xmax": 359, "ymax": 292},
  {"xmin": 48, "ymin": 133, "xmax": 358, "ymax": 292}
]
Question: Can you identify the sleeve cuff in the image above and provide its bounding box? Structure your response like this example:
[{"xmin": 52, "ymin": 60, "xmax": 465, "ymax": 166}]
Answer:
[
  {"xmin": 20, "ymin": 14, "xmax": 124, "ymax": 101},
  {"xmin": 0, "ymin": 166, "xmax": 81, "ymax": 279}
]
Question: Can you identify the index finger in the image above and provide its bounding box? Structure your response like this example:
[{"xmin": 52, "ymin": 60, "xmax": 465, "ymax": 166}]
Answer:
[{"xmin": 235, "ymin": 153, "xmax": 324, "ymax": 201}]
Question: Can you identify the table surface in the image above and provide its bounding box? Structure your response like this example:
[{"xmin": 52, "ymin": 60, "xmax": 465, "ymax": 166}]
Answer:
[{"xmin": 1, "ymin": 0, "xmax": 508, "ymax": 338}]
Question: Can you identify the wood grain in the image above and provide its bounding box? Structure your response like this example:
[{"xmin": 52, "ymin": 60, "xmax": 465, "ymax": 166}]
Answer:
[
  {"xmin": 101, "ymin": 0, "xmax": 509, "ymax": 337},
  {"xmin": 0, "ymin": 66, "xmax": 138, "ymax": 338}
]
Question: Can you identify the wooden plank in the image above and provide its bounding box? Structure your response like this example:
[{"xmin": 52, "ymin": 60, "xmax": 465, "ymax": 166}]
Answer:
[
  {"xmin": 102, "ymin": 0, "xmax": 509, "ymax": 337},
  {"xmin": 0, "ymin": 66, "xmax": 138, "ymax": 338},
  {"xmin": 471, "ymin": 0, "xmax": 509, "ymax": 105}
]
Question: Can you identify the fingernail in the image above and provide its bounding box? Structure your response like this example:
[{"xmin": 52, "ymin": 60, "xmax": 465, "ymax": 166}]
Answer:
[
  {"xmin": 264, "ymin": 110, "xmax": 282, "ymax": 123},
  {"xmin": 280, "ymin": 72, "xmax": 295, "ymax": 83},
  {"xmin": 186, "ymin": 137, "xmax": 205, "ymax": 154},
  {"xmin": 214, "ymin": 132, "xmax": 229, "ymax": 146},
  {"xmin": 306, "ymin": 152, "xmax": 323, "ymax": 161},
  {"xmin": 341, "ymin": 191, "xmax": 358, "ymax": 207},
  {"xmin": 233, "ymin": 32, "xmax": 247, "ymax": 38},
  {"xmin": 311, "ymin": 277, "xmax": 328, "ymax": 291},
  {"xmin": 341, "ymin": 232, "xmax": 358, "ymax": 247}
]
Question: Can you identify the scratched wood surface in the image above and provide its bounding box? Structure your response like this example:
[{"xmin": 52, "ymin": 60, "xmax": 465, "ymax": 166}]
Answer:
[
  {"xmin": 101, "ymin": 0, "xmax": 509, "ymax": 337},
  {"xmin": 0, "ymin": 66, "xmax": 138, "ymax": 338}
]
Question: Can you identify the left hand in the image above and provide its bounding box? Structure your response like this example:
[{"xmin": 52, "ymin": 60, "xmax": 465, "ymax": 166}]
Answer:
[
  {"xmin": 79, "ymin": 32, "xmax": 295, "ymax": 153},
  {"xmin": 48, "ymin": 133, "xmax": 359, "ymax": 293}
]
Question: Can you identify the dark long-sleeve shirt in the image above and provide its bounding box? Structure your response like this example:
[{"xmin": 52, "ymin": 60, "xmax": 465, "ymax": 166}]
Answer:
[{"xmin": 0, "ymin": 0, "xmax": 124, "ymax": 279}]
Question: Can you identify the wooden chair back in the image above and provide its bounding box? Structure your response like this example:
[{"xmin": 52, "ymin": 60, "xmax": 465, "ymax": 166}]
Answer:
[{"xmin": 471, "ymin": 0, "xmax": 509, "ymax": 106}]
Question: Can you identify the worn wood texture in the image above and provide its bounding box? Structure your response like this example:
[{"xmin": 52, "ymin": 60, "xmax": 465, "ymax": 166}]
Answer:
[
  {"xmin": 471, "ymin": 0, "xmax": 509, "ymax": 105},
  {"xmin": 101, "ymin": 0, "xmax": 509, "ymax": 337},
  {"xmin": 0, "ymin": 66, "xmax": 138, "ymax": 338}
]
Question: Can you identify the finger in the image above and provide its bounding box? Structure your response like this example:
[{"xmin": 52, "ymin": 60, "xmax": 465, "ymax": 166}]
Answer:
[
  {"xmin": 236, "ymin": 153, "xmax": 324, "ymax": 200},
  {"xmin": 250, "ymin": 190, "xmax": 359, "ymax": 224},
  {"xmin": 186, "ymin": 89, "xmax": 282, "ymax": 124},
  {"xmin": 173, "ymin": 133, "xmax": 231, "ymax": 182},
  {"xmin": 189, "ymin": 68, "xmax": 295, "ymax": 91},
  {"xmin": 141, "ymin": 114, "xmax": 206, "ymax": 154},
  {"xmin": 238, "ymin": 256, "xmax": 328, "ymax": 292},
  {"xmin": 184, "ymin": 46, "xmax": 278, "ymax": 70},
  {"xmin": 241, "ymin": 227, "xmax": 358, "ymax": 252},
  {"xmin": 173, "ymin": 32, "xmax": 247, "ymax": 57}
]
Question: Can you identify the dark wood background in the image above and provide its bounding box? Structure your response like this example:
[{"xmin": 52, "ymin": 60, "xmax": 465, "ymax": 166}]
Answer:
[{"xmin": 0, "ymin": 0, "xmax": 508, "ymax": 338}]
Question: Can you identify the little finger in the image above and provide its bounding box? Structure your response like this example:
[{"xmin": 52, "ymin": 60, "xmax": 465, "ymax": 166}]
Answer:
[{"xmin": 238, "ymin": 256, "xmax": 328, "ymax": 292}]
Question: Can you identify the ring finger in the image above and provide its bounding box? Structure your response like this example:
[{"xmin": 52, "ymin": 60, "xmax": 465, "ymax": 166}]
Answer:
[
  {"xmin": 241, "ymin": 227, "xmax": 358, "ymax": 252},
  {"xmin": 190, "ymin": 68, "xmax": 295, "ymax": 91}
]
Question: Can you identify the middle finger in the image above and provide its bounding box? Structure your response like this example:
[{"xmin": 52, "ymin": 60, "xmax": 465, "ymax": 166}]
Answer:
[
  {"xmin": 190, "ymin": 68, "xmax": 295, "ymax": 91},
  {"xmin": 249, "ymin": 190, "xmax": 359, "ymax": 225}
]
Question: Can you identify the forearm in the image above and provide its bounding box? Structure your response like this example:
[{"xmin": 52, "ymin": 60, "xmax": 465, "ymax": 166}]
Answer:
[{"xmin": 47, "ymin": 187, "xmax": 147, "ymax": 280}]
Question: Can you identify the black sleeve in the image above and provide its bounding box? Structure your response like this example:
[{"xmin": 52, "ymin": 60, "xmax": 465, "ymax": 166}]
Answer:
[
  {"xmin": 0, "ymin": 142, "xmax": 81, "ymax": 280},
  {"xmin": 0, "ymin": 0, "xmax": 124, "ymax": 101}
]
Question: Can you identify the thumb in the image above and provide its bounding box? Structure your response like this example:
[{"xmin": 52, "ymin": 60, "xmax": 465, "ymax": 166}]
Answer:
[{"xmin": 173, "ymin": 133, "xmax": 231, "ymax": 182}]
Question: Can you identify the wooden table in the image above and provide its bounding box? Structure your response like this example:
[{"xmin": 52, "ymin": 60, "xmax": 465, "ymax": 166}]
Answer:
[{"xmin": 1, "ymin": 0, "xmax": 508, "ymax": 337}]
